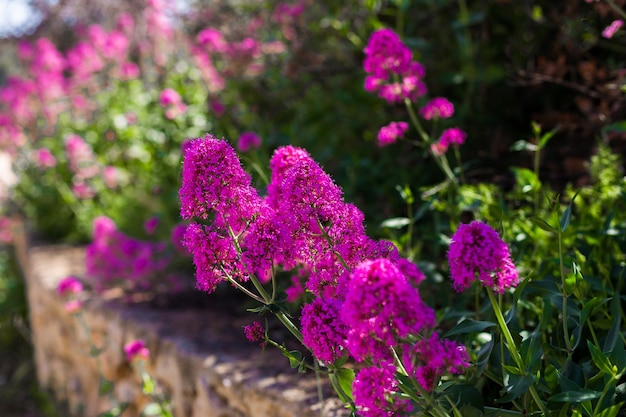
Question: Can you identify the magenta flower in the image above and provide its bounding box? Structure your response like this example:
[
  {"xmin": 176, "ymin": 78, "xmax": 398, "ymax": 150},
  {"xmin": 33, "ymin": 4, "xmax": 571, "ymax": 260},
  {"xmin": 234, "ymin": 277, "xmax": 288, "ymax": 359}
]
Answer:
[
  {"xmin": 342, "ymin": 258, "xmax": 435, "ymax": 363},
  {"xmin": 210, "ymin": 99, "xmax": 225, "ymax": 117},
  {"xmin": 602, "ymin": 20, "xmax": 624, "ymax": 39},
  {"xmin": 353, "ymin": 363, "xmax": 411, "ymax": 417},
  {"xmin": 118, "ymin": 62, "xmax": 140, "ymax": 80},
  {"xmin": 124, "ymin": 340, "xmax": 150, "ymax": 362},
  {"xmin": 285, "ymin": 268, "xmax": 308, "ymax": 302},
  {"xmin": 159, "ymin": 88, "xmax": 181, "ymax": 106},
  {"xmin": 440, "ymin": 127, "xmax": 467, "ymax": 146},
  {"xmin": 197, "ymin": 28, "xmax": 227, "ymax": 53},
  {"xmin": 0, "ymin": 217, "xmax": 13, "ymax": 244},
  {"xmin": 102, "ymin": 166, "xmax": 118, "ymax": 188},
  {"xmin": 72, "ymin": 181, "xmax": 96, "ymax": 199},
  {"xmin": 65, "ymin": 134, "xmax": 99, "ymax": 179},
  {"xmin": 64, "ymin": 300, "xmax": 82, "ymax": 314},
  {"xmin": 431, "ymin": 127, "xmax": 467, "ymax": 155},
  {"xmin": 179, "ymin": 135, "xmax": 261, "ymax": 230},
  {"xmin": 419, "ymin": 97, "xmax": 455, "ymax": 120},
  {"xmin": 402, "ymin": 333, "xmax": 470, "ymax": 392},
  {"xmin": 377, "ymin": 121, "xmax": 409, "ymax": 146},
  {"xmin": 301, "ymin": 298, "xmax": 348, "ymax": 363},
  {"xmin": 183, "ymin": 223, "xmax": 246, "ymax": 293},
  {"xmin": 57, "ymin": 276, "xmax": 83, "ymax": 296},
  {"xmin": 240, "ymin": 204, "xmax": 284, "ymax": 281},
  {"xmin": 448, "ymin": 221, "xmax": 519, "ymax": 293},
  {"xmin": 237, "ymin": 131, "xmax": 262, "ymax": 152},
  {"xmin": 363, "ymin": 29, "xmax": 427, "ymax": 103},
  {"xmin": 159, "ymin": 88, "xmax": 187, "ymax": 119},
  {"xmin": 33, "ymin": 148, "xmax": 57, "ymax": 169},
  {"xmin": 244, "ymin": 321, "xmax": 265, "ymax": 345},
  {"xmin": 170, "ymin": 223, "xmax": 188, "ymax": 254},
  {"xmin": 144, "ymin": 217, "xmax": 159, "ymax": 235},
  {"xmin": 86, "ymin": 216, "xmax": 171, "ymax": 293}
]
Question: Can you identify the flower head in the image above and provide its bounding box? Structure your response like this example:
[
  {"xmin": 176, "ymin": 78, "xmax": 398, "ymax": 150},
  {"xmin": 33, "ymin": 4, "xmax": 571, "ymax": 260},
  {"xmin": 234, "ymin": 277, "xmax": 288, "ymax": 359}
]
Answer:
[
  {"xmin": 124, "ymin": 340, "xmax": 150, "ymax": 362},
  {"xmin": 33, "ymin": 148, "xmax": 57, "ymax": 169},
  {"xmin": 448, "ymin": 221, "xmax": 519, "ymax": 293},
  {"xmin": 353, "ymin": 363, "xmax": 411, "ymax": 417},
  {"xmin": 237, "ymin": 131, "xmax": 262, "ymax": 152},
  {"xmin": 144, "ymin": 216, "xmax": 159, "ymax": 235},
  {"xmin": 363, "ymin": 29, "xmax": 427, "ymax": 104},
  {"xmin": 179, "ymin": 135, "xmax": 261, "ymax": 230},
  {"xmin": 419, "ymin": 97, "xmax": 454, "ymax": 120},
  {"xmin": 301, "ymin": 298, "xmax": 348, "ymax": 363},
  {"xmin": 377, "ymin": 121, "xmax": 409, "ymax": 146},
  {"xmin": 57, "ymin": 276, "xmax": 83, "ymax": 296},
  {"xmin": 244, "ymin": 321, "xmax": 265, "ymax": 345},
  {"xmin": 342, "ymin": 258, "xmax": 435, "ymax": 363},
  {"xmin": 402, "ymin": 332, "xmax": 470, "ymax": 391},
  {"xmin": 603, "ymin": 20, "xmax": 624, "ymax": 39}
]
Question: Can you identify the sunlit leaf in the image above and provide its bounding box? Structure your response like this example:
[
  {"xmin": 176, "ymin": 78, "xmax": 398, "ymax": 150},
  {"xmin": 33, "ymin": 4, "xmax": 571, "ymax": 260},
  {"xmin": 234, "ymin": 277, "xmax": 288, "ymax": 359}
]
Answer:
[
  {"xmin": 549, "ymin": 389, "xmax": 601, "ymax": 403},
  {"xmin": 444, "ymin": 319, "xmax": 496, "ymax": 337}
]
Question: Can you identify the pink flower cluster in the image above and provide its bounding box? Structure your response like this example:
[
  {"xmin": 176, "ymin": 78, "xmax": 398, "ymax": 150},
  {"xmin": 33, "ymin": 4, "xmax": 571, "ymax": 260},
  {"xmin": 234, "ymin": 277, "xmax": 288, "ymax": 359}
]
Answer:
[
  {"xmin": 448, "ymin": 220, "xmax": 519, "ymax": 293},
  {"xmin": 244, "ymin": 321, "xmax": 265, "ymax": 346},
  {"xmin": 237, "ymin": 131, "xmax": 262, "ymax": 152},
  {"xmin": 159, "ymin": 88, "xmax": 187, "ymax": 120},
  {"xmin": 419, "ymin": 97, "xmax": 454, "ymax": 120},
  {"xmin": 377, "ymin": 121, "xmax": 409, "ymax": 146},
  {"xmin": 192, "ymin": 20, "xmax": 287, "ymax": 95},
  {"xmin": 85, "ymin": 216, "xmax": 171, "ymax": 293},
  {"xmin": 431, "ymin": 127, "xmax": 467, "ymax": 156},
  {"xmin": 124, "ymin": 340, "xmax": 150, "ymax": 362},
  {"xmin": 602, "ymin": 19, "xmax": 624, "ymax": 39},
  {"xmin": 179, "ymin": 136, "xmax": 470, "ymax": 415},
  {"xmin": 363, "ymin": 29, "xmax": 427, "ymax": 104},
  {"xmin": 57, "ymin": 276, "xmax": 84, "ymax": 314}
]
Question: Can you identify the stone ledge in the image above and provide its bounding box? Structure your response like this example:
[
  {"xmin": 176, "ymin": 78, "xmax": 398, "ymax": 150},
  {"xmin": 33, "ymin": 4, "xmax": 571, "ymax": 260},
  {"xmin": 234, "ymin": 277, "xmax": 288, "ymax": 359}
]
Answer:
[{"xmin": 14, "ymin": 228, "xmax": 346, "ymax": 417}]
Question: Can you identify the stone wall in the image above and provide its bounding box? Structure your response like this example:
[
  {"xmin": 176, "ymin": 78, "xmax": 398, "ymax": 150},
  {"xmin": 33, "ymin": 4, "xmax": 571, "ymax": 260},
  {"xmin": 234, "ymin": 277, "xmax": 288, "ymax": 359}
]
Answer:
[{"xmin": 14, "ymin": 227, "xmax": 346, "ymax": 417}]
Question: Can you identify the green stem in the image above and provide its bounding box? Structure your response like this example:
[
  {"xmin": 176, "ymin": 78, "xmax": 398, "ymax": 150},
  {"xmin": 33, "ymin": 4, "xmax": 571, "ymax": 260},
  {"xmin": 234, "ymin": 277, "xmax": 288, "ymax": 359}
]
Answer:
[
  {"xmin": 314, "ymin": 360, "xmax": 325, "ymax": 417},
  {"xmin": 485, "ymin": 288, "xmax": 549, "ymax": 415},
  {"xmin": 453, "ymin": 146, "xmax": 466, "ymax": 184},
  {"xmin": 275, "ymin": 311, "xmax": 304, "ymax": 344},
  {"xmin": 533, "ymin": 146, "xmax": 541, "ymax": 213},
  {"xmin": 605, "ymin": 0, "xmax": 626, "ymax": 20},
  {"xmin": 557, "ymin": 228, "xmax": 573, "ymax": 356},
  {"xmin": 406, "ymin": 198, "xmax": 414, "ymax": 257},
  {"xmin": 392, "ymin": 347, "xmax": 449, "ymax": 417},
  {"xmin": 404, "ymin": 99, "xmax": 430, "ymax": 143}
]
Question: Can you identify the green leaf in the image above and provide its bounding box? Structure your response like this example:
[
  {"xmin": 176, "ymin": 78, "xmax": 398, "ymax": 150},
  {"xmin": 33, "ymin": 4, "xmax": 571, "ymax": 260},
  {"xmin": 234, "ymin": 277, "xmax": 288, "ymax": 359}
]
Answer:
[
  {"xmin": 475, "ymin": 336, "xmax": 494, "ymax": 378},
  {"xmin": 539, "ymin": 125, "xmax": 560, "ymax": 148},
  {"xmin": 395, "ymin": 184, "xmax": 414, "ymax": 204},
  {"xmin": 511, "ymin": 167, "xmax": 540, "ymax": 193},
  {"xmin": 596, "ymin": 402, "xmax": 624, "ymax": 417},
  {"xmin": 529, "ymin": 216, "xmax": 555, "ymax": 232},
  {"xmin": 510, "ymin": 140, "xmax": 537, "ymax": 152},
  {"xmin": 141, "ymin": 402, "xmax": 162, "ymax": 416},
  {"xmin": 142, "ymin": 374, "xmax": 155, "ymax": 395},
  {"xmin": 602, "ymin": 121, "xmax": 626, "ymax": 135},
  {"xmin": 458, "ymin": 405, "xmax": 483, "ymax": 417},
  {"xmin": 549, "ymin": 389, "xmax": 602, "ymax": 402},
  {"xmin": 412, "ymin": 198, "xmax": 434, "ymax": 222},
  {"xmin": 332, "ymin": 368, "xmax": 355, "ymax": 402},
  {"xmin": 444, "ymin": 319, "xmax": 497, "ymax": 337},
  {"xmin": 286, "ymin": 350, "xmax": 303, "ymax": 369},
  {"xmin": 587, "ymin": 340, "xmax": 615, "ymax": 376},
  {"xmin": 380, "ymin": 217, "xmax": 411, "ymax": 229},
  {"xmin": 560, "ymin": 191, "xmax": 579, "ymax": 232},
  {"xmin": 97, "ymin": 403, "xmax": 128, "ymax": 417},
  {"xmin": 580, "ymin": 297, "xmax": 610, "ymax": 326},
  {"xmin": 99, "ymin": 378, "xmax": 114, "ymax": 396},
  {"xmin": 497, "ymin": 374, "xmax": 535, "ymax": 403}
]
